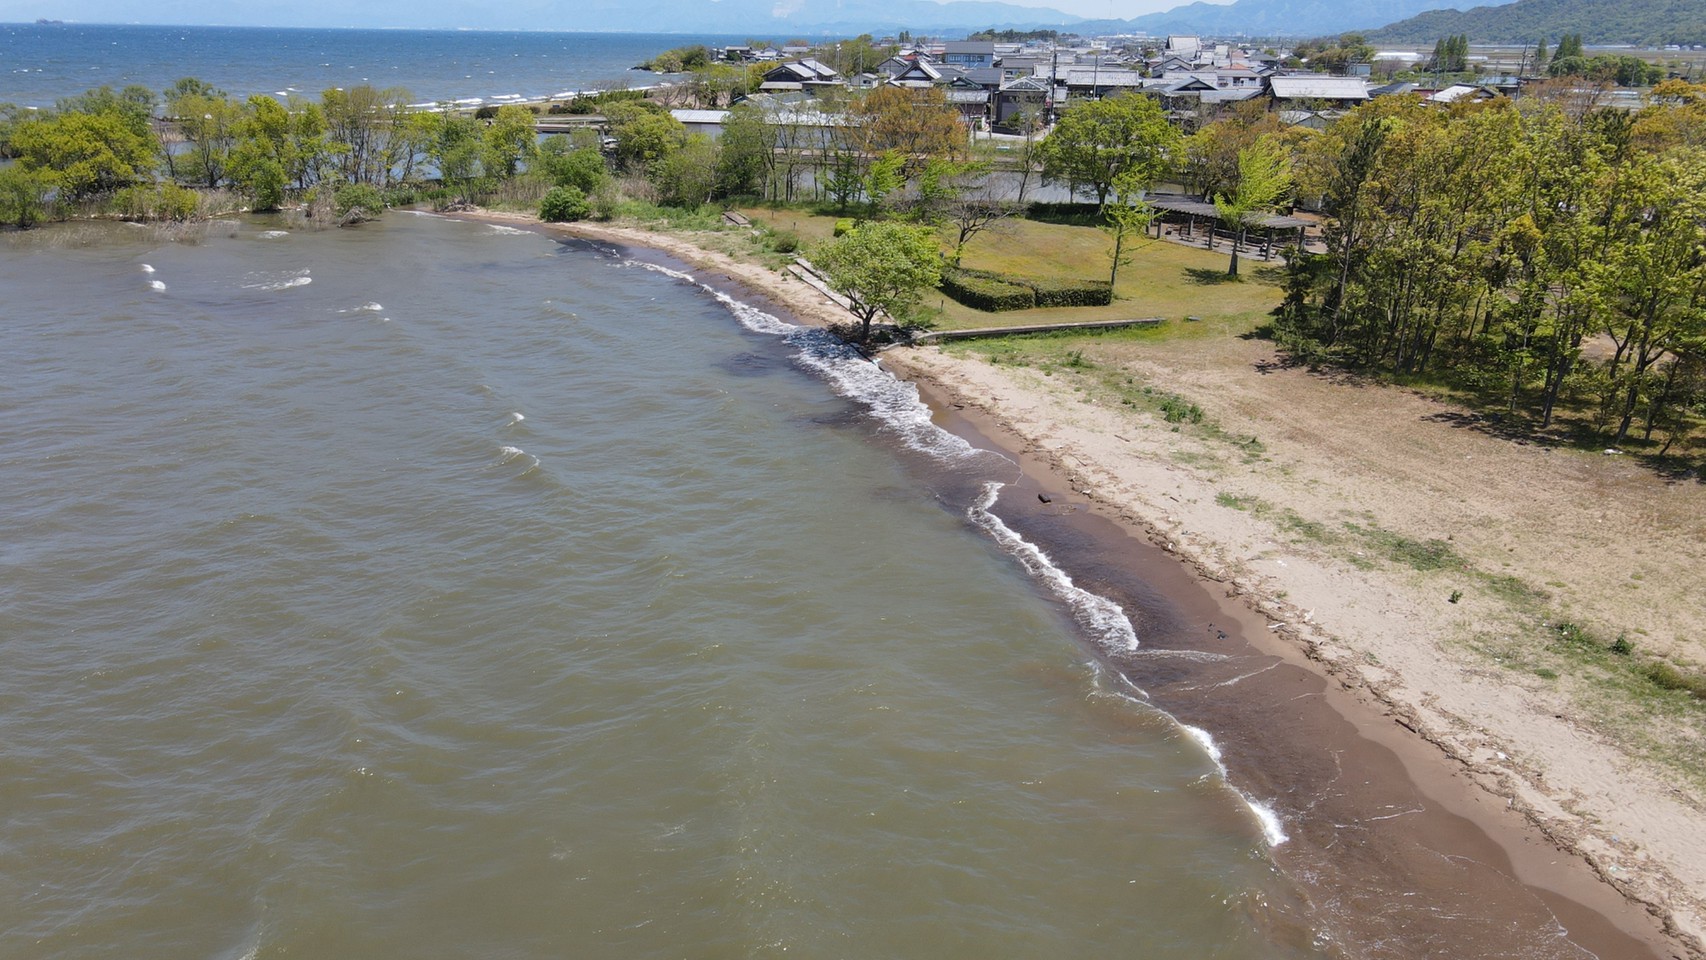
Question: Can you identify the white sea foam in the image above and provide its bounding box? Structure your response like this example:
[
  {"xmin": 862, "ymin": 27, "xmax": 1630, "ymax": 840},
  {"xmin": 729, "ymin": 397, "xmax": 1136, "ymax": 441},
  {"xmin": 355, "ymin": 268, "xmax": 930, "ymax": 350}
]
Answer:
[
  {"xmin": 148, "ymin": 279, "xmax": 166, "ymax": 291},
  {"xmin": 242, "ymin": 270, "xmax": 311, "ymax": 292},
  {"xmin": 140, "ymin": 263, "xmax": 155, "ymax": 273},
  {"xmin": 497, "ymin": 445, "xmax": 539, "ymax": 473},
  {"xmin": 506, "ymin": 412, "xmax": 526, "ymax": 425},
  {"xmin": 1182, "ymin": 723, "xmax": 1289, "ymax": 847},
  {"xmin": 968, "ymin": 481, "xmax": 1140, "ymax": 653},
  {"xmin": 626, "ymin": 259, "xmax": 992, "ymax": 465},
  {"xmin": 1245, "ymin": 798, "xmax": 1289, "ymax": 847},
  {"xmin": 488, "ymin": 224, "xmax": 532, "ymax": 236},
  {"xmin": 1183, "ymin": 724, "xmax": 1223, "ymax": 766},
  {"xmin": 258, "ymin": 230, "xmax": 289, "ymax": 239}
]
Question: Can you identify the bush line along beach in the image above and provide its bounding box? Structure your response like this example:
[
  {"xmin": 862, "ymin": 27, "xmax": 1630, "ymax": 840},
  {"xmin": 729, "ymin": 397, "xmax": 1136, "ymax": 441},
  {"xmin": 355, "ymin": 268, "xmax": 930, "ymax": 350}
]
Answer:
[{"xmin": 6, "ymin": 29, "xmax": 1706, "ymax": 958}]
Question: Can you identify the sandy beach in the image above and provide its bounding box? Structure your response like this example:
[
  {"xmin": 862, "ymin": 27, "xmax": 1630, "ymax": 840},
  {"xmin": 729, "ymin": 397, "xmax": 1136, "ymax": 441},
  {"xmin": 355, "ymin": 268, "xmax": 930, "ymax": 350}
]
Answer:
[{"xmin": 455, "ymin": 209, "xmax": 1702, "ymax": 959}]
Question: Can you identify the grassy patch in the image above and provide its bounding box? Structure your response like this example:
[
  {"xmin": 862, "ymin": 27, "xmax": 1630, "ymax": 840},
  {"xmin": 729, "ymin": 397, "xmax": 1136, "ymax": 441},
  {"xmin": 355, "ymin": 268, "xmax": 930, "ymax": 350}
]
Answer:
[
  {"xmin": 1461, "ymin": 617, "xmax": 1706, "ymax": 790},
  {"xmin": 1216, "ymin": 491, "xmax": 1261, "ymax": 511},
  {"xmin": 941, "ymin": 220, "xmax": 1282, "ymax": 331},
  {"xmin": 1343, "ymin": 522, "xmax": 1462, "ymax": 572}
]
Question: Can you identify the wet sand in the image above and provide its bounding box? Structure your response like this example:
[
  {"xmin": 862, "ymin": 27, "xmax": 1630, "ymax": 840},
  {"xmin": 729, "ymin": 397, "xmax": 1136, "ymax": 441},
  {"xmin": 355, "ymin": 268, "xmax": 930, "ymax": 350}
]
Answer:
[{"xmin": 451, "ymin": 209, "xmax": 1690, "ymax": 959}]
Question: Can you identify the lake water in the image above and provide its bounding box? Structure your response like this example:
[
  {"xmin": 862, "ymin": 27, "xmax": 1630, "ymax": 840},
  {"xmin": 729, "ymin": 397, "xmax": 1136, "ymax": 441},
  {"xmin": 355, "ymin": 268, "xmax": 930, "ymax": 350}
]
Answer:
[
  {"xmin": 0, "ymin": 24, "xmax": 738, "ymax": 108},
  {"xmin": 0, "ymin": 213, "xmax": 1328, "ymax": 959}
]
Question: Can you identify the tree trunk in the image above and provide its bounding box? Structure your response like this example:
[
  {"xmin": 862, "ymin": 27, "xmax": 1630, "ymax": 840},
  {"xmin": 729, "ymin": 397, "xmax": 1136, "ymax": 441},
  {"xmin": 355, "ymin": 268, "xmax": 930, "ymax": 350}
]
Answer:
[{"xmin": 1227, "ymin": 225, "xmax": 1243, "ymax": 277}]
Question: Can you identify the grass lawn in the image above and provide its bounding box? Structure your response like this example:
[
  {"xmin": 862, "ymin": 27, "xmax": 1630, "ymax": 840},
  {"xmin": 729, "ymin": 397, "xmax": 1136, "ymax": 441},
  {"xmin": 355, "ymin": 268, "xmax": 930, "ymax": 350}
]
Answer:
[
  {"xmin": 730, "ymin": 204, "xmax": 1285, "ymax": 337},
  {"xmin": 940, "ymin": 219, "xmax": 1284, "ymax": 331},
  {"xmin": 732, "ymin": 205, "xmax": 842, "ymax": 247},
  {"xmin": 734, "ymin": 206, "xmax": 1285, "ymax": 334}
]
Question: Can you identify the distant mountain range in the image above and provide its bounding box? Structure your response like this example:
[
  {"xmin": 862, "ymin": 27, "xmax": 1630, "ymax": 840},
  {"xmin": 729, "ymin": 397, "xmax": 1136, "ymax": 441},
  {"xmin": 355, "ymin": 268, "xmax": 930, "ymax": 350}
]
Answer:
[
  {"xmin": 36, "ymin": 0, "xmax": 1635, "ymax": 43},
  {"xmin": 1072, "ymin": 0, "xmax": 1513, "ymax": 40},
  {"xmin": 549, "ymin": 0, "xmax": 1082, "ymax": 35},
  {"xmin": 1370, "ymin": 0, "xmax": 1706, "ymax": 46}
]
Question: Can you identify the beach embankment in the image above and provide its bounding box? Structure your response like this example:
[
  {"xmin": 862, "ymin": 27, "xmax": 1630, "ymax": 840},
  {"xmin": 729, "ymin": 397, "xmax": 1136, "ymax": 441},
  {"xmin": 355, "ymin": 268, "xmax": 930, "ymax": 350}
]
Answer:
[{"xmin": 451, "ymin": 208, "xmax": 1702, "ymax": 960}]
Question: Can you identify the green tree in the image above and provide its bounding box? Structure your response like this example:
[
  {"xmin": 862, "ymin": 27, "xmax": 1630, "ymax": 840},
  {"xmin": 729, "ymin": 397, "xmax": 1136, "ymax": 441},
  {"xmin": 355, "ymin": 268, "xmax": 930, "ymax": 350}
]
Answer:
[
  {"xmin": 0, "ymin": 101, "xmax": 30, "ymax": 158},
  {"xmin": 852, "ymin": 85, "xmax": 965, "ymax": 174},
  {"xmin": 810, "ymin": 221, "xmax": 943, "ymax": 341},
  {"xmin": 321, "ymin": 85, "xmax": 412, "ymax": 186},
  {"xmin": 56, "ymin": 85, "xmax": 155, "ymax": 132},
  {"xmin": 713, "ymin": 104, "xmax": 770, "ymax": 198},
  {"xmin": 860, "ymin": 150, "xmax": 906, "ymax": 215},
  {"xmin": 1038, "ymin": 92, "xmax": 1179, "ymax": 208},
  {"xmin": 604, "ymin": 101, "xmax": 687, "ymax": 171},
  {"xmin": 1102, "ymin": 173, "xmax": 1157, "ymax": 287},
  {"xmin": 11, "ymin": 109, "xmax": 155, "ymax": 199},
  {"xmin": 538, "ymin": 135, "xmax": 610, "ymax": 193},
  {"xmin": 650, "ymin": 134, "xmax": 720, "ymax": 207},
  {"xmin": 0, "ymin": 165, "xmax": 53, "ymax": 226},
  {"xmin": 228, "ymin": 95, "xmax": 295, "ymax": 210},
  {"xmin": 482, "ymin": 104, "xmax": 537, "ymax": 179},
  {"xmin": 420, "ymin": 110, "xmax": 488, "ymax": 200},
  {"xmin": 1212, "ymin": 138, "xmax": 1293, "ymax": 278},
  {"xmin": 172, "ymin": 92, "xmax": 245, "ymax": 187}
]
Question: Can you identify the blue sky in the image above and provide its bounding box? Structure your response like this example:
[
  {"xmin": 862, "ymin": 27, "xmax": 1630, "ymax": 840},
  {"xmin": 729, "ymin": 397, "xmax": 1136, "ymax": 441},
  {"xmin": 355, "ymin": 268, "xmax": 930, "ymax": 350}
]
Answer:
[{"xmin": 1, "ymin": 0, "xmax": 1214, "ymax": 28}]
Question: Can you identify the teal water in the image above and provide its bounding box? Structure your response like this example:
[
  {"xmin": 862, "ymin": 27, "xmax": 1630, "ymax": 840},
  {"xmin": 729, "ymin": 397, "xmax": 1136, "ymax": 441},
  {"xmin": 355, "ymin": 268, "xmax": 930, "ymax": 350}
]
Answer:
[
  {"xmin": 0, "ymin": 25, "xmax": 734, "ymax": 108},
  {"xmin": 0, "ymin": 214, "xmax": 1326, "ymax": 959}
]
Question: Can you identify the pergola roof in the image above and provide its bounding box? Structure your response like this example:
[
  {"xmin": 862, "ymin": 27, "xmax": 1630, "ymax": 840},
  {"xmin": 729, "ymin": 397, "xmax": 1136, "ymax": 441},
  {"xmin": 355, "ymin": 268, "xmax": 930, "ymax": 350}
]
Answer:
[{"xmin": 1148, "ymin": 194, "xmax": 1312, "ymax": 229}]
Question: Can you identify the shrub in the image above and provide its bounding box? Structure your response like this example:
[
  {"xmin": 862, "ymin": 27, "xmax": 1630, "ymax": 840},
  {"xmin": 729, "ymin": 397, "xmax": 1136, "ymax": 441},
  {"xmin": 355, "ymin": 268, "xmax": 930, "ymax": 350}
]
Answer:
[
  {"xmin": 0, "ymin": 165, "xmax": 51, "ymax": 227},
  {"xmin": 539, "ymin": 144, "xmax": 608, "ymax": 193},
  {"xmin": 833, "ymin": 218, "xmax": 855, "ymax": 237},
  {"xmin": 333, "ymin": 182, "xmax": 385, "ymax": 222},
  {"xmin": 539, "ymin": 185, "xmax": 590, "ymax": 222},
  {"xmin": 113, "ymin": 182, "xmax": 200, "ymax": 222},
  {"xmin": 474, "ymin": 105, "xmax": 499, "ymax": 120},
  {"xmin": 1025, "ymin": 200, "xmax": 1102, "ymax": 225},
  {"xmin": 941, "ymin": 267, "xmax": 1036, "ymax": 312},
  {"xmin": 768, "ymin": 228, "xmax": 800, "ymax": 254},
  {"xmin": 589, "ymin": 179, "xmax": 623, "ymax": 220}
]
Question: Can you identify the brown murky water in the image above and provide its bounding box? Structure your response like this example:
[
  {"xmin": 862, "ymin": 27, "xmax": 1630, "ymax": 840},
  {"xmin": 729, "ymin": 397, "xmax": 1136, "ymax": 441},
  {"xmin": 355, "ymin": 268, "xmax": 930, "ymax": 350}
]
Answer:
[{"xmin": 0, "ymin": 215, "xmax": 1329, "ymax": 960}]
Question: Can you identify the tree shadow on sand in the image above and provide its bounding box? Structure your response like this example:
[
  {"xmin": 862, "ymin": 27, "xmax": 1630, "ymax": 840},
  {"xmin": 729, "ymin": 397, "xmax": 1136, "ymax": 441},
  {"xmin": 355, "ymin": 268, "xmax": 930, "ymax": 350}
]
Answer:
[{"xmin": 1420, "ymin": 410, "xmax": 1703, "ymax": 484}]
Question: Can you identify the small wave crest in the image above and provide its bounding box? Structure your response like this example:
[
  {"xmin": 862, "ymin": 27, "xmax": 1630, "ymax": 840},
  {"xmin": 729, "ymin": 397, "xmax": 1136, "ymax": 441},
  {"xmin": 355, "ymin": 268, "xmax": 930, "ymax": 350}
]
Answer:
[
  {"xmin": 242, "ymin": 269, "xmax": 311, "ymax": 292},
  {"xmin": 487, "ymin": 224, "xmax": 533, "ymax": 236},
  {"xmin": 140, "ymin": 263, "xmax": 155, "ymax": 273},
  {"xmin": 148, "ymin": 279, "xmax": 166, "ymax": 291},
  {"xmin": 505, "ymin": 411, "xmax": 526, "ymax": 426},
  {"xmin": 968, "ymin": 482, "xmax": 1139, "ymax": 653},
  {"xmin": 258, "ymin": 230, "xmax": 289, "ymax": 240},
  {"xmin": 496, "ymin": 445, "xmax": 540, "ymax": 474}
]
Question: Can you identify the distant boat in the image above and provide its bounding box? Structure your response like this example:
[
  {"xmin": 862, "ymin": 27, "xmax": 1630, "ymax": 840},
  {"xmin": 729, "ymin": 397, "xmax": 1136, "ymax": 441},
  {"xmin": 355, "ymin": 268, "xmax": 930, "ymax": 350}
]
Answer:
[{"xmin": 36, "ymin": 18, "xmax": 65, "ymax": 24}]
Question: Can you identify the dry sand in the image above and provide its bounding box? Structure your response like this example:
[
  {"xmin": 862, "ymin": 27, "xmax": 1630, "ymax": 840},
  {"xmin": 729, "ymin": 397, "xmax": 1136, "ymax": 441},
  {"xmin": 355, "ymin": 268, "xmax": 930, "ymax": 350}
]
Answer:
[{"xmin": 458, "ymin": 210, "xmax": 1704, "ymax": 958}]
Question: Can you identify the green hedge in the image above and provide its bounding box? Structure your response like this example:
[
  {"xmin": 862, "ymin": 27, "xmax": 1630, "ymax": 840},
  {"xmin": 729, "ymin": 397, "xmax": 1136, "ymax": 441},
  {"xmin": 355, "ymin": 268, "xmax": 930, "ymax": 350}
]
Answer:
[
  {"xmin": 940, "ymin": 267, "xmax": 1111, "ymax": 311},
  {"xmin": 1027, "ymin": 276, "xmax": 1113, "ymax": 307},
  {"xmin": 941, "ymin": 267, "xmax": 1036, "ymax": 312},
  {"xmin": 833, "ymin": 217, "xmax": 855, "ymax": 237}
]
